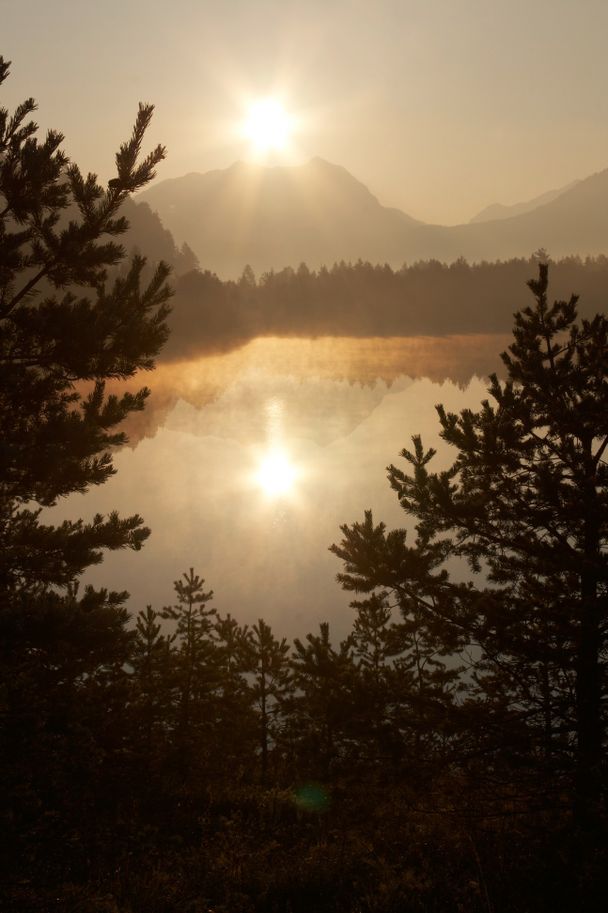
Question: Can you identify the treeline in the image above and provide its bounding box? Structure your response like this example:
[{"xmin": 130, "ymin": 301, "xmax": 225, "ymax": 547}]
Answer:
[
  {"xmin": 3, "ymin": 558, "xmax": 595, "ymax": 913},
  {"xmin": 164, "ymin": 253, "xmax": 608, "ymax": 358}
]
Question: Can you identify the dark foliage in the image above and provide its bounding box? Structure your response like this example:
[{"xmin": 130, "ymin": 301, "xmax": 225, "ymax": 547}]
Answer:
[{"xmin": 0, "ymin": 56, "xmax": 171, "ymax": 909}]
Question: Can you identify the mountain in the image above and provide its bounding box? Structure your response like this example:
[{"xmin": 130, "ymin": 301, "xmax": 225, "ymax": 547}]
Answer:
[
  {"xmin": 469, "ymin": 180, "xmax": 580, "ymax": 223},
  {"xmin": 425, "ymin": 168, "xmax": 608, "ymax": 262},
  {"xmin": 138, "ymin": 158, "xmax": 420, "ymax": 276},
  {"xmin": 139, "ymin": 159, "xmax": 608, "ymax": 276},
  {"xmin": 121, "ymin": 198, "xmax": 198, "ymax": 276}
]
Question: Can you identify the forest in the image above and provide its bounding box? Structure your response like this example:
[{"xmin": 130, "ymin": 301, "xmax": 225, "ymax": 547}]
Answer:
[
  {"xmin": 163, "ymin": 253, "xmax": 608, "ymax": 359},
  {"xmin": 1, "ymin": 57, "xmax": 607, "ymax": 913}
]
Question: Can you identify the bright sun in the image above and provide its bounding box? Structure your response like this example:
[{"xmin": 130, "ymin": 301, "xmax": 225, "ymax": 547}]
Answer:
[
  {"xmin": 243, "ymin": 98, "xmax": 293, "ymax": 155},
  {"xmin": 256, "ymin": 449, "xmax": 297, "ymax": 497}
]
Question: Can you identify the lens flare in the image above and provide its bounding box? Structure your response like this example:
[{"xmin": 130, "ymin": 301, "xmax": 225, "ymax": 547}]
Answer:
[{"xmin": 293, "ymin": 783, "xmax": 330, "ymax": 813}]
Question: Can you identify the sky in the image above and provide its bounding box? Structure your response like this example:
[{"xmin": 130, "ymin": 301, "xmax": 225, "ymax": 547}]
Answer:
[{"xmin": 2, "ymin": 0, "xmax": 608, "ymax": 224}]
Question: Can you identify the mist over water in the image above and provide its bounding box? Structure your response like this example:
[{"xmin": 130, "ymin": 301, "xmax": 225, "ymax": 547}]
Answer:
[
  {"xmin": 53, "ymin": 336, "xmax": 497, "ymax": 639},
  {"xmin": 114, "ymin": 333, "xmax": 510, "ymax": 445}
]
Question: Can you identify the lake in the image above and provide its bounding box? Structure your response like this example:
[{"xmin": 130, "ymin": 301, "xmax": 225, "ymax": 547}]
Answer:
[{"xmin": 51, "ymin": 334, "xmax": 510, "ymax": 640}]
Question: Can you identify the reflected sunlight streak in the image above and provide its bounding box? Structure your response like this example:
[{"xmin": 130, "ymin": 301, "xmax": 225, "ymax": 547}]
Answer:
[{"xmin": 256, "ymin": 449, "xmax": 298, "ymax": 498}]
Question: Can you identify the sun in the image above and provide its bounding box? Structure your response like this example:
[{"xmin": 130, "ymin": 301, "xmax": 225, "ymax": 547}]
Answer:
[
  {"xmin": 243, "ymin": 98, "xmax": 293, "ymax": 155},
  {"xmin": 256, "ymin": 449, "xmax": 297, "ymax": 498}
]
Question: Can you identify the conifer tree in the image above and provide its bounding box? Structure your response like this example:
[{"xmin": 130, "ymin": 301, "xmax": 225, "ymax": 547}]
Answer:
[
  {"xmin": 161, "ymin": 569, "xmax": 218, "ymax": 764},
  {"xmin": 131, "ymin": 604, "xmax": 173, "ymax": 763},
  {"xmin": 0, "ymin": 57, "xmax": 171, "ymax": 602},
  {"xmin": 291, "ymin": 622, "xmax": 355, "ymax": 777},
  {"xmin": 0, "ymin": 57, "xmax": 173, "ymax": 897},
  {"xmin": 213, "ymin": 612, "xmax": 256, "ymax": 773},
  {"xmin": 341, "ymin": 576, "xmax": 461, "ymax": 771},
  {"xmin": 245, "ymin": 618, "xmax": 292, "ymax": 782},
  {"xmin": 349, "ymin": 592, "xmax": 395, "ymax": 681},
  {"xmin": 331, "ymin": 265, "xmax": 608, "ymax": 826},
  {"xmin": 345, "ymin": 593, "xmax": 398, "ymax": 763}
]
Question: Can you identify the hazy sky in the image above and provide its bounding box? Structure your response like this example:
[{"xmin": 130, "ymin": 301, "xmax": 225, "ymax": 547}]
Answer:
[{"xmin": 2, "ymin": 0, "xmax": 608, "ymax": 224}]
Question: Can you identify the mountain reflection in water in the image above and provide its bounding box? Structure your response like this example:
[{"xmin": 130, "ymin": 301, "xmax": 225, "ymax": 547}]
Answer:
[
  {"xmin": 119, "ymin": 334, "xmax": 511, "ymax": 445},
  {"xmin": 59, "ymin": 335, "xmax": 509, "ymax": 638}
]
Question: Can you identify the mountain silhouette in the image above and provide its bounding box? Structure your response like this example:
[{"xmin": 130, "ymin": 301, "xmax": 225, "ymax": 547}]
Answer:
[
  {"xmin": 138, "ymin": 158, "xmax": 420, "ymax": 276},
  {"xmin": 139, "ymin": 159, "xmax": 608, "ymax": 276},
  {"xmin": 121, "ymin": 197, "xmax": 198, "ymax": 276},
  {"xmin": 469, "ymin": 179, "xmax": 579, "ymax": 223}
]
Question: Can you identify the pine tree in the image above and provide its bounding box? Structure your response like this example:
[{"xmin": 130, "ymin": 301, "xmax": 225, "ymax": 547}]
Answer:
[
  {"xmin": 0, "ymin": 58, "xmax": 173, "ymax": 904},
  {"xmin": 335, "ymin": 548, "xmax": 462, "ymax": 773},
  {"xmin": 161, "ymin": 569, "xmax": 218, "ymax": 766},
  {"xmin": 131, "ymin": 604, "xmax": 173, "ymax": 764},
  {"xmin": 0, "ymin": 57, "xmax": 171, "ymax": 598},
  {"xmin": 213, "ymin": 612, "xmax": 256, "ymax": 775},
  {"xmin": 245, "ymin": 618, "xmax": 292, "ymax": 782},
  {"xmin": 291, "ymin": 622, "xmax": 355, "ymax": 777},
  {"xmin": 332, "ymin": 265, "xmax": 608, "ymax": 826},
  {"xmin": 344, "ymin": 593, "xmax": 398, "ymax": 764}
]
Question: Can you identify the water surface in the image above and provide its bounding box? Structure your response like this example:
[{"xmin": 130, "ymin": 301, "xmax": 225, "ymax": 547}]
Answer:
[{"xmin": 54, "ymin": 335, "xmax": 509, "ymax": 638}]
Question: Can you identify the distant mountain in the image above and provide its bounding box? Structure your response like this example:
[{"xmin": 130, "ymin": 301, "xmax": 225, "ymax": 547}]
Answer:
[
  {"xmin": 138, "ymin": 158, "xmax": 420, "ymax": 276},
  {"xmin": 428, "ymin": 168, "xmax": 608, "ymax": 262},
  {"xmin": 139, "ymin": 159, "xmax": 608, "ymax": 276},
  {"xmin": 469, "ymin": 180, "xmax": 580, "ymax": 223},
  {"xmin": 121, "ymin": 198, "xmax": 198, "ymax": 276}
]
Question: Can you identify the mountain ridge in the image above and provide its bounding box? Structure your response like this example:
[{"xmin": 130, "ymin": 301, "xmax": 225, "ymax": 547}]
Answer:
[
  {"xmin": 469, "ymin": 179, "xmax": 580, "ymax": 224},
  {"xmin": 138, "ymin": 158, "xmax": 608, "ymax": 276}
]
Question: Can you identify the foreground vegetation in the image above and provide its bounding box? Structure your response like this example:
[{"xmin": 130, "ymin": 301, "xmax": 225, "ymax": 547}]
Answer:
[{"xmin": 1, "ymin": 58, "xmax": 606, "ymax": 912}]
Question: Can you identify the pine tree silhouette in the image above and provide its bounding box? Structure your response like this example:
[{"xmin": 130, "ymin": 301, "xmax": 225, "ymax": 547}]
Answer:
[{"xmin": 332, "ymin": 264, "xmax": 608, "ymax": 827}]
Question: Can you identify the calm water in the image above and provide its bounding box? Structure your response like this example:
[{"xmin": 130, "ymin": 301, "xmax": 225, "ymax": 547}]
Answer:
[{"xmin": 53, "ymin": 335, "xmax": 509, "ymax": 639}]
